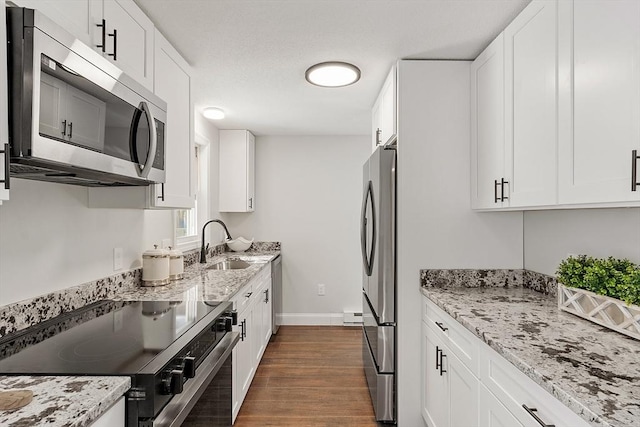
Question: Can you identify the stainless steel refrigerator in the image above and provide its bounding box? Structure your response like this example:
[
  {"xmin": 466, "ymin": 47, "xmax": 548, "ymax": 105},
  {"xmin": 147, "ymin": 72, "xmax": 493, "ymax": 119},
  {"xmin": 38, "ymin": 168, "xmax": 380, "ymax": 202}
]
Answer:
[{"xmin": 361, "ymin": 145, "xmax": 396, "ymax": 423}]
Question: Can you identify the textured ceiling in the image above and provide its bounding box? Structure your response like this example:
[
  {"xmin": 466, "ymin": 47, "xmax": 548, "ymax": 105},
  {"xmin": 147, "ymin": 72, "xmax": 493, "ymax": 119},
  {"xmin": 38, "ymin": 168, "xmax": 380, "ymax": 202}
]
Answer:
[{"xmin": 134, "ymin": 0, "xmax": 530, "ymax": 136}]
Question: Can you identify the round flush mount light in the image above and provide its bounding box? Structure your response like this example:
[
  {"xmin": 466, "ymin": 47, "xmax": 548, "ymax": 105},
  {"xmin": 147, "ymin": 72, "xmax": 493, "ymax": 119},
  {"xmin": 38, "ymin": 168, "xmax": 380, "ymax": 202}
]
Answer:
[
  {"xmin": 203, "ymin": 107, "xmax": 225, "ymax": 120},
  {"xmin": 305, "ymin": 62, "xmax": 361, "ymax": 87}
]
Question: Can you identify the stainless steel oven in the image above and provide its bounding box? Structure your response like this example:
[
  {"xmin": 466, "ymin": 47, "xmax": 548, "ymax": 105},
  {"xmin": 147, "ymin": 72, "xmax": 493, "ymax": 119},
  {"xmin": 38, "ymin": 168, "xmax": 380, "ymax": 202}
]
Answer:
[
  {"xmin": 0, "ymin": 299, "xmax": 239, "ymax": 427},
  {"xmin": 6, "ymin": 7, "xmax": 166, "ymax": 187}
]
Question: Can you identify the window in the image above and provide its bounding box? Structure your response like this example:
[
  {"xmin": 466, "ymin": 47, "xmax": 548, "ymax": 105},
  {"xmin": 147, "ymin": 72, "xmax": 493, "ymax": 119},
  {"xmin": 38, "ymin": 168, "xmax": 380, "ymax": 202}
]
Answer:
[{"xmin": 175, "ymin": 134, "xmax": 210, "ymax": 250}]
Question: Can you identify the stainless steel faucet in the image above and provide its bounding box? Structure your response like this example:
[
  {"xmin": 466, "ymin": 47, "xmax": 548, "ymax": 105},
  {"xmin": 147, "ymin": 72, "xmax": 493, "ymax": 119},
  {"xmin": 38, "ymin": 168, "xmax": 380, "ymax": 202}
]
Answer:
[{"xmin": 200, "ymin": 219, "xmax": 233, "ymax": 263}]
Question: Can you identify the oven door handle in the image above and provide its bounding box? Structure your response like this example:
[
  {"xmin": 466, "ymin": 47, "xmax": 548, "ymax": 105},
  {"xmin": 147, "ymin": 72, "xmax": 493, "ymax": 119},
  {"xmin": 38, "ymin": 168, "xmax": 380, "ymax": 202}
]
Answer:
[{"xmin": 151, "ymin": 332, "xmax": 240, "ymax": 427}]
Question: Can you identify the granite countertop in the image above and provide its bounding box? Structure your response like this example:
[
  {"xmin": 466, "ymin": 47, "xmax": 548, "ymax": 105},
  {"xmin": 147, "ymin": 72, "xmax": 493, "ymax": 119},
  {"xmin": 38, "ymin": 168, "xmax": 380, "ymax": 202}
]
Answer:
[
  {"xmin": 420, "ymin": 276, "xmax": 640, "ymax": 427},
  {"xmin": 0, "ymin": 376, "xmax": 130, "ymax": 427},
  {"xmin": 117, "ymin": 251, "xmax": 279, "ymax": 301},
  {"xmin": 0, "ymin": 248, "xmax": 279, "ymax": 426}
]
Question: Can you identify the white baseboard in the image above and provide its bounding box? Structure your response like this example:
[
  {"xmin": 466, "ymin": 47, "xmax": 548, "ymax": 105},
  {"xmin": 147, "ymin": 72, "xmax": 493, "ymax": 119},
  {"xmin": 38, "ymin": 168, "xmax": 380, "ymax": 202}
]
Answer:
[{"xmin": 278, "ymin": 313, "xmax": 360, "ymax": 326}]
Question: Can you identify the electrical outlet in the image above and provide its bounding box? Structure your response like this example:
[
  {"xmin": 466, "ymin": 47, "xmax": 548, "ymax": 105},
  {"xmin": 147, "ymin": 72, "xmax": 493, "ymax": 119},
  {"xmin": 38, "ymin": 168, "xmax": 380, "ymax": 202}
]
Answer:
[
  {"xmin": 113, "ymin": 247, "xmax": 123, "ymax": 271},
  {"xmin": 318, "ymin": 284, "xmax": 326, "ymax": 296}
]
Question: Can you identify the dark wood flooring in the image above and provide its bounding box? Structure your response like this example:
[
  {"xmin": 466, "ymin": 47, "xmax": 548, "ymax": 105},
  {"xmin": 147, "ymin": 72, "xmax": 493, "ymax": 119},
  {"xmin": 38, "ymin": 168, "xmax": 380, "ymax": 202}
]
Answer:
[{"xmin": 233, "ymin": 325, "xmax": 378, "ymax": 427}]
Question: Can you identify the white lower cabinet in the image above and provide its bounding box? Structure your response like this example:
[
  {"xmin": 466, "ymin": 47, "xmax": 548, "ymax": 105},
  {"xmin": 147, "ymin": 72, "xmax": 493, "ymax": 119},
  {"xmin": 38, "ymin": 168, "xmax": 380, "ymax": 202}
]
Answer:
[
  {"xmin": 421, "ymin": 321, "xmax": 478, "ymax": 427},
  {"xmin": 479, "ymin": 383, "xmax": 523, "ymax": 427},
  {"xmin": 231, "ymin": 265, "xmax": 272, "ymax": 423},
  {"xmin": 421, "ymin": 296, "xmax": 591, "ymax": 427},
  {"xmin": 90, "ymin": 396, "xmax": 125, "ymax": 427}
]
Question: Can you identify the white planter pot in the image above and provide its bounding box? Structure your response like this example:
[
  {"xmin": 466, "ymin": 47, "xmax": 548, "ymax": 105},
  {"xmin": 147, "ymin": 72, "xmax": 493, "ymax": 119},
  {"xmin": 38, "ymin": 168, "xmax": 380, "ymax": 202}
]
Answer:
[{"xmin": 558, "ymin": 284, "xmax": 640, "ymax": 341}]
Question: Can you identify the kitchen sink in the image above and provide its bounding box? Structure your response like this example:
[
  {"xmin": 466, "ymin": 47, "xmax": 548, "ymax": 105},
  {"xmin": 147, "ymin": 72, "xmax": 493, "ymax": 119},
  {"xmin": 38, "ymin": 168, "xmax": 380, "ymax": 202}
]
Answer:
[{"xmin": 207, "ymin": 260, "xmax": 252, "ymax": 270}]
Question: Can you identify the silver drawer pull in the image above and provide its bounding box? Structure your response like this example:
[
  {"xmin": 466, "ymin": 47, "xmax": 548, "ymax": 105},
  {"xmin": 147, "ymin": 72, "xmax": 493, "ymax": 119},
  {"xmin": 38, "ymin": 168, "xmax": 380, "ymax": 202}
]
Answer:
[{"xmin": 522, "ymin": 405, "xmax": 555, "ymax": 427}]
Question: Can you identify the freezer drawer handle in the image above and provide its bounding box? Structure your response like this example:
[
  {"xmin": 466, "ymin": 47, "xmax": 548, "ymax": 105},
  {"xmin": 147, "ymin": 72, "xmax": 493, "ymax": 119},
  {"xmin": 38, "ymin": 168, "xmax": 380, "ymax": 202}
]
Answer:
[
  {"xmin": 632, "ymin": 149, "xmax": 639, "ymax": 191},
  {"xmin": 1, "ymin": 143, "xmax": 10, "ymax": 190},
  {"xmin": 435, "ymin": 321, "xmax": 448, "ymax": 332},
  {"xmin": 522, "ymin": 405, "xmax": 556, "ymax": 427}
]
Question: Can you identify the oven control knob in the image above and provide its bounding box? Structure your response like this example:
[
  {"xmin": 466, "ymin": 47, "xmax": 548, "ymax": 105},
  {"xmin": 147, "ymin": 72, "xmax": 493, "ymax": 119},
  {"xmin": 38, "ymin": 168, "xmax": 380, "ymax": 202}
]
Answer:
[
  {"xmin": 170, "ymin": 369, "xmax": 184, "ymax": 395},
  {"xmin": 183, "ymin": 356, "xmax": 196, "ymax": 379}
]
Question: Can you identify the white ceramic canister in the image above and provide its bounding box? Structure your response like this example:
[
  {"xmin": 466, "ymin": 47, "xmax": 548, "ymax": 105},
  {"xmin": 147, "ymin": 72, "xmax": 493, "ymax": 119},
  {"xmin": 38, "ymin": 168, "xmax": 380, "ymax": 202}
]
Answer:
[
  {"xmin": 142, "ymin": 245, "xmax": 171, "ymax": 286},
  {"xmin": 168, "ymin": 246, "xmax": 184, "ymax": 281}
]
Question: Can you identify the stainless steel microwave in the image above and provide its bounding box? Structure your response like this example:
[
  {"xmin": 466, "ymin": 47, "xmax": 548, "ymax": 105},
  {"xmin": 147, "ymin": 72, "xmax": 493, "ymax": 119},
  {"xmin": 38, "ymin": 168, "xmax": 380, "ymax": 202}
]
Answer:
[{"xmin": 6, "ymin": 7, "xmax": 166, "ymax": 187}]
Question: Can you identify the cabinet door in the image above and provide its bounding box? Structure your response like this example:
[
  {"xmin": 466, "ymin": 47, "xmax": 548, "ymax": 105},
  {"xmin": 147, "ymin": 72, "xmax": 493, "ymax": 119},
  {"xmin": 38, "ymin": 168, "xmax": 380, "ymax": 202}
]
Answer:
[
  {"xmin": 471, "ymin": 34, "xmax": 506, "ymax": 209},
  {"xmin": 247, "ymin": 131, "xmax": 255, "ymax": 212},
  {"xmin": 102, "ymin": 0, "xmax": 154, "ymax": 91},
  {"xmin": 233, "ymin": 308, "xmax": 254, "ymax": 421},
  {"xmin": 90, "ymin": 396, "xmax": 125, "ymax": 427},
  {"xmin": 448, "ymin": 350, "xmax": 479, "ymax": 427},
  {"xmin": 559, "ymin": 0, "xmax": 640, "ymax": 204},
  {"xmin": 13, "ymin": 0, "xmax": 100, "ymax": 47},
  {"xmin": 421, "ymin": 322, "xmax": 448, "ymax": 427},
  {"xmin": 0, "ymin": 4, "xmax": 8, "ymax": 203},
  {"xmin": 380, "ymin": 67, "xmax": 396, "ymax": 145},
  {"xmin": 38, "ymin": 72, "xmax": 67, "ymax": 141},
  {"xmin": 371, "ymin": 95, "xmax": 382, "ymax": 151},
  {"xmin": 65, "ymin": 84, "xmax": 107, "ymax": 151},
  {"xmin": 152, "ymin": 30, "xmax": 195, "ymax": 209},
  {"xmin": 220, "ymin": 130, "xmax": 255, "ymax": 212},
  {"xmin": 504, "ymin": 0, "xmax": 558, "ymax": 207},
  {"xmin": 479, "ymin": 384, "xmax": 523, "ymax": 427}
]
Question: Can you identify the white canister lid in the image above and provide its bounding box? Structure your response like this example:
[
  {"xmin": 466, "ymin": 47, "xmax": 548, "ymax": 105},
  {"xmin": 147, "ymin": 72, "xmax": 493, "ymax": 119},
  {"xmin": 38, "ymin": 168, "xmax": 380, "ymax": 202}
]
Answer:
[
  {"xmin": 167, "ymin": 246, "xmax": 183, "ymax": 259},
  {"xmin": 143, "ymin": 245, "xmax": 169, "ymax": 258}
]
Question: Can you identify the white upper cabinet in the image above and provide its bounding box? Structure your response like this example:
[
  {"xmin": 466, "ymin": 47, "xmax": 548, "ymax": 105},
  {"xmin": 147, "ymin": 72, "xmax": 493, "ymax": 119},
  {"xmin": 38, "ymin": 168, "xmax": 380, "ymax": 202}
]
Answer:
[
  {"xmin": 219, "ymin": 130, "xmax": 256, "ymax": 213},
  {"xmin": 13, "ymin": 0, "xmax": 100, "ymax": 47},
  {"xmin": 13, "ymin": 0, "xmax": 154, "ymax": 91},
  {"xmin": 0, "ymin": 4, "xmax": 9, "ymax": 204},
  {"xmin": 504, "ymin": 0, "xmax": 558, "ymax": 208},
  {"xmin": 558, "ymin": 0, "xmax": 640, "ymax": 204},
  {"xmin": 151, "ymin": 29, "xmax": 195, "ymax": 209},
  {"xmin": 471, "ymin": 34, "xmax": 506, "ymax": 209},
  {"xmin": 100, "ymin": 0, "xmax": 154, "ymax": 91},
  {"xmin": 371, "ymin": 66, "xmax": 397, "ymax": 151}
]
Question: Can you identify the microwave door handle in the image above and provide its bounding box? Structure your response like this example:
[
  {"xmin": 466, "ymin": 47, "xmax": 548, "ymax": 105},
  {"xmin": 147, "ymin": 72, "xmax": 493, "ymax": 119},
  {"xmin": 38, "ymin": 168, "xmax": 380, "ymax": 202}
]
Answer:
[{"xmin": 138, "ymin": 101, "xmax": 157, "ymax": 179}]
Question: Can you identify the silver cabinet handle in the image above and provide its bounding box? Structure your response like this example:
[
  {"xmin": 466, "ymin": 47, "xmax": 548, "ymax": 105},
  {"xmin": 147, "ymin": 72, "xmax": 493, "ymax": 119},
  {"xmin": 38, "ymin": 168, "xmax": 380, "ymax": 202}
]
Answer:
[
  {"xmin": 0, "ymin": 143, "xmax": 9, "ymax": 190},
  {"xmin": 632, "ymin": 149, "xmax": 639, "ymax": 191},
  {"xmin": 138, "ymin": 101, "xmax": 157, "ymax": 179},
  {"xmin": 522, "ymin": 405, "xmax": 555, "ymax": 427}
]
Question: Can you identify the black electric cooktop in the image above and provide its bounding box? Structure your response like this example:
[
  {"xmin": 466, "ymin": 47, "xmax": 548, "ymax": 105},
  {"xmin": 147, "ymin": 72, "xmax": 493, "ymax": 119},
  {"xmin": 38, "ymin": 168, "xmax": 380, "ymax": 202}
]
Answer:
[{"xmin": 0, "ymin": 299, "xmax": 224, "ymax": 376}]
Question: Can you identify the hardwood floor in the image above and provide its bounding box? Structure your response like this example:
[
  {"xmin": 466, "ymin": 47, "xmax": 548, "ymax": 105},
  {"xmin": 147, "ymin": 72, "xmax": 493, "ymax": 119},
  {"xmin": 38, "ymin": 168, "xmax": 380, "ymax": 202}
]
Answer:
[{"xmin": 234, "ymin": 325, "xmax": 379, "ymax": 427}]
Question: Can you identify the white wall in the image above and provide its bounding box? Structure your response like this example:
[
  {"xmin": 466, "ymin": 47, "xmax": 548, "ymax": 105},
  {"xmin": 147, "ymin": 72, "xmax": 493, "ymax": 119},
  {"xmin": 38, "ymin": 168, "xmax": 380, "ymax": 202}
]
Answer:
[
  {"xmin": 524, "ymin": 208, "xmax": 640, "ymax": 275},
  {"xmin": 220, "ymin": 135, "xmax": 370, "ymax": 318},
  {"xmin": 0, "ymin": 179, "xmax": 172, "ymax": 305},
  {"xmin": 395, "ymin": 61, "xmax": 524, "ymax": 426}
]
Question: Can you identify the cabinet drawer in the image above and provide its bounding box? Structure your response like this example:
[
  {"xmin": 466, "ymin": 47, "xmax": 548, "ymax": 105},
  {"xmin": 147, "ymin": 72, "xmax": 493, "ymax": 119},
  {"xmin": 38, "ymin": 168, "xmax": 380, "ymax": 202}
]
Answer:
[
  {"xmin": 423, "ymin": 296, "xmax": 479, "ymax": 375},
  {"xmin": 479, "ymin": 342, "xmax": 590, "ymax": 427},
  {"xmin": 232, "ymin": 283, "xmax": 254, "ymax": 315}
]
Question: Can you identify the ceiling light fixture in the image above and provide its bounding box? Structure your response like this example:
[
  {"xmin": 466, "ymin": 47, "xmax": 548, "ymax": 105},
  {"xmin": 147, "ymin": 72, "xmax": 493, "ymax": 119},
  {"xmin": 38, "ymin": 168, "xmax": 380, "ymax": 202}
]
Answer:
[
  {"xmin": 305, "ymin": 62, "xmax": 361, "ymax": 87},
  {"xmin": 203, "ymin": 107, "xmax": 225, "ymax": 120}
]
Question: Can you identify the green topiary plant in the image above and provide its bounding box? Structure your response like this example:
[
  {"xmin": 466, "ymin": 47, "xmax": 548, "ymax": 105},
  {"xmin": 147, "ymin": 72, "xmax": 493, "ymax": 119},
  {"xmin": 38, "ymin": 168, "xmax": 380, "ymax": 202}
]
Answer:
[{"xmin": 556, "ymin": 255, "xmax": 640, "ymax": 306}]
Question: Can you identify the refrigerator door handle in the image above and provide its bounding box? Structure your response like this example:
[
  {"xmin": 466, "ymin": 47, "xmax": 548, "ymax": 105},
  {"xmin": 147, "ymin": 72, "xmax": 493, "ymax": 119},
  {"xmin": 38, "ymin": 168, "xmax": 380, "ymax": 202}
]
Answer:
[{"xmin": 361, "ymin": 181, "xmax": 376, "ymax": 276}]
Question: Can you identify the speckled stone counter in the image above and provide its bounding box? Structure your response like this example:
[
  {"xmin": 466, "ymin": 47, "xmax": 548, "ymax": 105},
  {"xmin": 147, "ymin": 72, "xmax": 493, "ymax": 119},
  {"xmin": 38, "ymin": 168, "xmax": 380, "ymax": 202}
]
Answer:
[
  {"xmin": 117, "ymin": 252, "xmax": 279, "ymax": 301},
  {"xmin": 420, "ymin": 270, "xmax": 640, "ymax": 427},
  {"xmin": 0, "ymin": 375, "xmax": 130, "ymax": 427}
]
